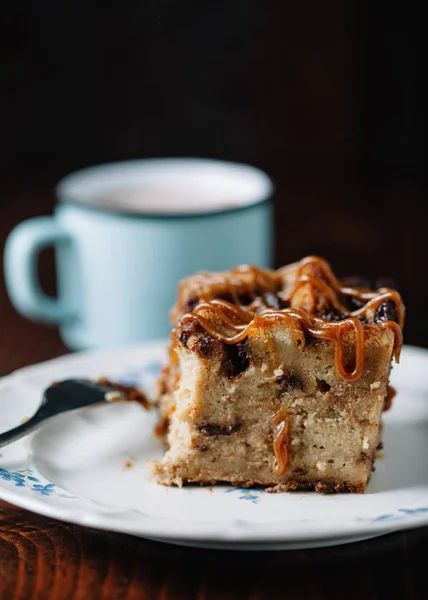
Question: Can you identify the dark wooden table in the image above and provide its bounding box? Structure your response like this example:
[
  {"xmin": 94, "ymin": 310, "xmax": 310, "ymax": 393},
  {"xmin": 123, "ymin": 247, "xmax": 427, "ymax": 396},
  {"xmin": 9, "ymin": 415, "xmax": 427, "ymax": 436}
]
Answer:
[{"xmin": 1, "ymin": 179, "xmax": 428, "ymax": 599}]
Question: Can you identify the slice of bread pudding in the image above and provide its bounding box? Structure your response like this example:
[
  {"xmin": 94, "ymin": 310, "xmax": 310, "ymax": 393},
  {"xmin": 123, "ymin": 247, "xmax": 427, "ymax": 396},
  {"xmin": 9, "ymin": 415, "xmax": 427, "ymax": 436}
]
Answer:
[{"xmin": 151, "ymin": 256, "xmax": 404, "ymax": 493}]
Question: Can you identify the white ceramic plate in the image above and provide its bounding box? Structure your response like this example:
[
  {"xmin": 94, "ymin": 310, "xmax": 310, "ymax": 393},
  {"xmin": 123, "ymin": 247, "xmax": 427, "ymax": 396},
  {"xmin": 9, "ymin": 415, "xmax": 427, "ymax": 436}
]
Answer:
[{"xmin": 1, "ymin": 342, "xmax": 428, "ymax": 550}]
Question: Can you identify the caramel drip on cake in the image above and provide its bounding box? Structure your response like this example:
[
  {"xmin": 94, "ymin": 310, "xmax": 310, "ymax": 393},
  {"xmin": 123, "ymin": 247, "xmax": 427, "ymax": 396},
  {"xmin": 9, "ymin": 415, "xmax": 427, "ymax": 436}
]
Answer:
[
  {"xmin": 189, "ymin": 306, "xmax": 367, "ymax": 382},
  {"xmin": 180, "ymin": 256, "xmax": 405, "ymax": 383},
  {"xmin": 176, "ymin": 265, "xmax": 277, "ymax": 309},
  {"xmin": 168, "ymin": 330, "xmax": 181, "ymax": 390},
  {"xmin": 384, "ymin": 385, "xmax": 397, "ymax": 412},
  {"xmin": 283, "ymin": 255, "xmax": 405, "ymax": 328},
  {"xmin": 379, "ymin": 321, "xmax": 403, "ymax": 364},
  {"xmin": 272, "ymin": 410, "xmax": 290, "ymax": 475}
]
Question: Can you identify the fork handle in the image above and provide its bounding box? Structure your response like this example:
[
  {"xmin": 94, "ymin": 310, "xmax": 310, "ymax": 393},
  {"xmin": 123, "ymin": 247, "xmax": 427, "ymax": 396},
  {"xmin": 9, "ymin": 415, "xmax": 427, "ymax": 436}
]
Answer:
[{"xmin": 0, "ymin": 415, "xmax": 45, "ymax": 449}]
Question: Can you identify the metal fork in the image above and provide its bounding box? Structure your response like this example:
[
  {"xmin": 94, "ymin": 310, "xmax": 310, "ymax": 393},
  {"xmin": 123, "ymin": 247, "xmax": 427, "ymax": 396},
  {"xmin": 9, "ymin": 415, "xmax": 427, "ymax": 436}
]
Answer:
[{"xmin": 0, "ymin": 379, "xmax": 130, "ymax": 448}]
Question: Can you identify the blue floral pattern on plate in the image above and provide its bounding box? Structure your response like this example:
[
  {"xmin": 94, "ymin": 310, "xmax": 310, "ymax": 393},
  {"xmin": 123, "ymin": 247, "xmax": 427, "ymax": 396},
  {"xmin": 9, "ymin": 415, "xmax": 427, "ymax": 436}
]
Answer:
[
  {"xmin": 372, "ymin": 507, "xmax": 428, "ymax": 522},
  {"xmin": 225, "ymin": 487, "xmax": 263, "ymax": 504},
  {"xmin": 0, "ymin": 360, "xmax": 163, "ymax": 501},
  {"xmin": 0, "ymin": 467, "xmax": 56, "ymax": 496}
]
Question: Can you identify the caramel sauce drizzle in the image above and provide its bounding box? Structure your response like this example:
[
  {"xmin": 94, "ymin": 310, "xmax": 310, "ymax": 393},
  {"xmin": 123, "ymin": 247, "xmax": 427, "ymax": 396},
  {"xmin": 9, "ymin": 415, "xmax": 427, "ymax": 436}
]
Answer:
[
  {"xmin": 181, "ymin": 257, "xmax": 404, "ymax": 384},
  {"xmin": 167, "ymin": 330, "xmax": 182, "ymax": 391},
  {"xmin": 178, "ymin": 265, "xmax": 276, "ymax": 309},
  {"xmin": 282, "ymin": 256, "xmax": 405, "ymax": 329},
  {"xmin": 383, "ymin": 385, "xmax": 397, "ymax": 412},
  {"xmin": 272, "ymin": 410, "xmax": 290, "ymax": 475},
  {"xmin": 155, "ymin": 416, "xmax": 169, "ymax": 437},
  {"xmin": 190, "ymin": 305, "xmax": 367, "ymax": 381},
  {"xmin": 379, "ymin": 321, "xmax": 403, "ymax": 364}
]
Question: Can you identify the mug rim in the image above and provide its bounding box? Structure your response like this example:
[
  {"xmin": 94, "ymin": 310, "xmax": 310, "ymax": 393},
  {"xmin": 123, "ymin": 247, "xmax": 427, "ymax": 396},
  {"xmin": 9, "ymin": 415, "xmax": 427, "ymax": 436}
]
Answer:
[{"xmin": 56, "ymin": 157, "xmax": 274, "ymax": 219}]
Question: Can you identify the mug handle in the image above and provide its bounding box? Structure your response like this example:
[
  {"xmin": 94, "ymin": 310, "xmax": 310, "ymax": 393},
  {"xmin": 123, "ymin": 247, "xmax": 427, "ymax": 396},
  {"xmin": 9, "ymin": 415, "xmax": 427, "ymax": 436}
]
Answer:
[{"xmin": 4, "ymin": 216, "xmax": 75, "ymax": 323}]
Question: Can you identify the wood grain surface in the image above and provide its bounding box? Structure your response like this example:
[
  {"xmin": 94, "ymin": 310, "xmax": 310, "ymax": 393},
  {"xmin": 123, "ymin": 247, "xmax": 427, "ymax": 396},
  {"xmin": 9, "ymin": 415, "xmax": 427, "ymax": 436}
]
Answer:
[
  {"xmin": 1, "ymin": 180, "xmax": 428, "ymax": 599},
  {"xmin": 1, "ymin": 499, "xmax": 427, "ymax": 600},
  {"xmin": 1, "ymin": 2, "xmax": 426, "ymax": 594}
]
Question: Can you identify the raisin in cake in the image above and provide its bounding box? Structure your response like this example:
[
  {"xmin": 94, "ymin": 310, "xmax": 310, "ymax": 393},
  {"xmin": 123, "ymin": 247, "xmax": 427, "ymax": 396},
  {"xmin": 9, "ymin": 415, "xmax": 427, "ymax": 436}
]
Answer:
[{"xmin": 151, "ymin": 256, "xmax": 404, "ymax": 493}]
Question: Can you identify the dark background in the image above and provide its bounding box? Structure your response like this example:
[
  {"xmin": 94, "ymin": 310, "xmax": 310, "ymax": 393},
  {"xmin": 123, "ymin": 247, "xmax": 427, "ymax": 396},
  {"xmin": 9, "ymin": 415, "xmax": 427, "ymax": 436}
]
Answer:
[
  {"xmin": 0, "ymin": 1, "xmax": 426, "ymax": 369},
  {"xmin": 0, "ymin": 6, "xmax": 428, "ymax": 593}
]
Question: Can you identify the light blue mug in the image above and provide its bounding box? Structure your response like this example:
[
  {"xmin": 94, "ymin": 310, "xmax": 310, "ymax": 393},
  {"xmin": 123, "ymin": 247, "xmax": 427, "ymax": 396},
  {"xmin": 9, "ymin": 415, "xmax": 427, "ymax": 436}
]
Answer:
[{"xmin": 4, "ymin": 158, "xmax": 273, "ymax": 350}]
